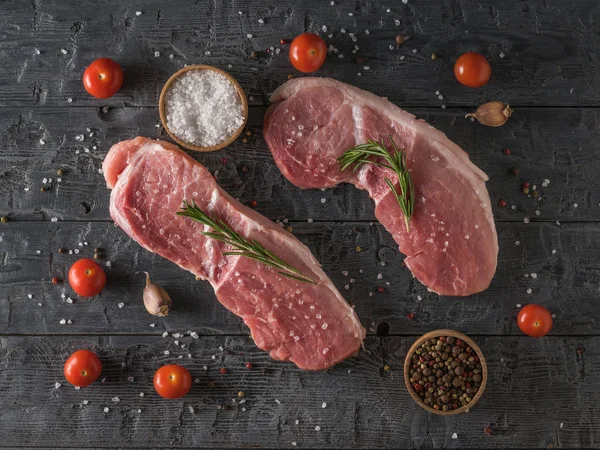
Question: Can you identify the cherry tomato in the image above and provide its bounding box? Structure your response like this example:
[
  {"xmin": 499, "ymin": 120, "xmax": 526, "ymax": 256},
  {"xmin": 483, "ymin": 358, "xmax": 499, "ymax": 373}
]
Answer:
[
  {"xmin": 83, "ymin": 58, "xmax": 123, "ymax": 99},
  {"xmin": 517, "ymin": 304, "xmax": 553, "ymax": 338},
  {"xmin": 68, "ymin": 258, "xmax": 106, "ymax": 297},
  {"xmin": 454, "ymin": 52, "xmax": 491, "ymax": 88},
  {"xmin": 64, "ymin": 350, "xmax": 102, "ymax": 387},
  {"xmin": 153, "ymin": 364, "xmax": 192, "ymax": 399},
  {"xmin": 289, "ymin": 33, "xmax": 327, "ymax": 73}
]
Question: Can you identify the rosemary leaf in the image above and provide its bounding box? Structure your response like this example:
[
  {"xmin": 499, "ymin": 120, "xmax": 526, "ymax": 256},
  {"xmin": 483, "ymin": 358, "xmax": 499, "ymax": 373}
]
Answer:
[
  {"xmin": 337, "ymin": 135, "xmax": 415, "ymax": 233},
  {"xmin": 177, "ymin": 201, "xmax": 317, "ymax": 284}
]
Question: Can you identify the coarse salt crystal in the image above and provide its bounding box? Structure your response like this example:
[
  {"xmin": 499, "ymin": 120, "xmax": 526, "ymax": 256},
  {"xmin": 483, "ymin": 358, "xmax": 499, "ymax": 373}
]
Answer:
[
  {"xmin": 523, "ymin": 217, "xmax": 530, "ymax": 224},
  {"xmin": 55, "ymin": 382, "xmax": 61, "ymax": 389},
  {"xmin": 527, "ymin": 288, "xmax": 532, "ymax": 294},
  {"xmin": 315, "ymin": 426, "xmax": 321, "ymax": 431},
  {"xmin": 531, "ymin": 273, "xmax": 538, "ymax": 279},
  {"xmin": 154, "ymin": 51, "xmax": 160, "ymax": 57},
  {"xmin": 165, "ymin": 70, "xmax": 244, "ymax": 147},
  {"xmin": 452, "ymin": 433, "xmax": 458, "ymax": 439},
  {"xmin": 322, "ymin": 402, "xmax": 327, "ymax": 408},
  {"xmin": 246, "ymin": 33, "xmax": 253, "ymax": 38},
  {"xmin": 104, "ymin": 407, "xmax": 109, "ymax": 413},
  {"xmin": 515, "ymin": 241, "xmax": 520, "ymax": 246},
  {"xmin": 552, "ymin": 249, "xmax": 557, "ymax": 254},
  {"xmin": 136, "ymin": 11, "xmax": 142, "ymax": 15},
  {"xmin": 162, "ymin": 332, "xmax": 168, "ymax": 337},
  {"xmin": 118, "ymin": 302, "xmax": 124, "ymax": 308},
  {"xmin": 307, "ymin": 218, "xmax": 313, "ymax": 223},
  {"xmin": 517, "ymin": 303, "xmax": 522, "ymax": 307},
  {"xmin": 59, "ymin": 319, "xmax": 66, "ymax": 325},
  {"xmin": 112, "ymin": 396, "xmax": 120, "ymax": 402}
]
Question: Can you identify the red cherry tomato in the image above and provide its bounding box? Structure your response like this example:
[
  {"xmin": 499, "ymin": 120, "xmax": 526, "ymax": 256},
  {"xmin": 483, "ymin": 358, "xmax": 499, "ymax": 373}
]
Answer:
[
  {"xmin": 64, "ymin": 350, "xmax": 102, "ymax": 387},
  {"xmin": 289, "ymin": 33, "xmax": 327, "ymax": 73},
  {"xmin": 454, "ymin": 52, "xmax": 491, "ymax": 88},
  {"xmin": 68, "ymin": 258, "xmax": 106, "ymax": 297},
  {"xmin": 517, "ymin": 304, "xmax": 553, "ymax": 338},
  {"xmin": 83, "ymin": 58, "xmax": 123, "ymax": 99},
  {"xmin": 153, "ymin": 364, "xmax": 192, "ymax": 399}
]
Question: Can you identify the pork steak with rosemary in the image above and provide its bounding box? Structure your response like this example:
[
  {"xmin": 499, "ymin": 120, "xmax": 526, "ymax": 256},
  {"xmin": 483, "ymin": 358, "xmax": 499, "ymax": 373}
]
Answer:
[
  {"xmin": 103, "ymin": 137, "xmax": 366, "ymax": 370},
  {"xmin": 264, "ymin": 78, "xmax": 498, "ymax": 296}
]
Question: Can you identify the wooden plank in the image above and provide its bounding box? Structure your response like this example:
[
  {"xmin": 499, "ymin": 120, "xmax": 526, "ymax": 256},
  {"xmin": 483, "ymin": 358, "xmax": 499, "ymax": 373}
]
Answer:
[
  {"xmin": 1, "ymin": 106, "xmax": 598, "ymax": 222},
  {"xmin": 0, "ymin": 220, "xmax": 596, "ymax": 336},
  {"xmin": 0, "ymin": 335, "xmax": 595, "ymax": 448},
  {"xmin": 0, "ymin": 0, "xmax": 598, "ymax": 108}
]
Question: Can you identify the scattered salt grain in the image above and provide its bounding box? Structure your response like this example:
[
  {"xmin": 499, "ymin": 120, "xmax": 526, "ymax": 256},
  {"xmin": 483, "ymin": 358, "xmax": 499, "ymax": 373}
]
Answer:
[
  {"xmin": 322, "ymin": 25, "xmax": 328, "ymax": 32},
  {"xmin": 162, "ymin": 332, "xmax": 169, "ymax": 337},
  {"xmin": 523, "ymin": 217, "xmax": 530, "ymax": 224},
  {"xmin": 322, "ymin": 402, "xmax": 327, "ymax": 408},
  {"xmin": 39, "ymin": 139, "xmax": 45, "ymax": 145},
  {"xmin": 275, "ymin": 399, "xmax": 281, "ymax": 404},
  {"xmin": 150, "ymin": 323, "xmax": 155, "ymax": 327},
  {"xmin": 417, "ymin": 295, "xmax": 422, "ymax": 301},
  {"xmin": 344, "ymin": 284, "xmax": 350, "ymax": 290},
  {"xmin": 60, "ymin": 48, "xmax": 67, "ymax": 55},
  {"xmin": 400, "ymin": 55, "xmax": 405, "ymax": 60},
  {"xmin": 74, "ymin": 249, "xmax": 79, "ymax": 254},
  {"xmin": 515, "ymin": 241, "xmax": 520, "ymax": 246},
  {"xmin": 292, "ymin": 443, "xmax": 297, "ymax": 447},
  {"xmin": 499, "ymin": 52, "xmax": 505, "ymax": 58},
  {"xmin": 154, "ymin": 51, "xmax": 160, "ymax": 57},
  {"xmin": 307, "ymin": 218, "xmax": 313, "ymax": 223},
  {"xmin": 59, "ymin": 319, "xmax": 66, "ymax": 325},
  {"xmin": 169, "ymin": 54, "xmax": 174, "ymax": 59},
  {"xmin": 83, "ymin": 400, "xmax": 89, "ymax": 405},
  {"xmin": 517, "ymin": 303, "xmax": 522, "ymax": 308},
  {"xmin": 66, "ymin": 298, "xmax": 73, "ymax": 304},
  {"xmin": 377, "ymin": 273, "xmax": 383, "ymax": 280},
  {"xmin": 24, "ymin": 187, "xmax": 30, "ymax": 191},
  {"xmin": 452, "ymin": 433, "xmax": 458, "ymax": 439},
  {"xmin": 127, "ymin": 376, "xmax": 134, "ymax": 382},
  {"xmin": 552, "ymin": 249, "xmax": 557, "ymax": 254},
  {"xmin": 321, "ymin": 198, "xmax": 326, "ymax": 203},
  {"xmin": 190, "ymin": 331, "xmax": 199, "ymax": 339},
  {"xmin": 104, "ymin": 407, "xmax": 109, "ymax": 413},
  {"xmin": 67, "ymin": 319, "xmax": 72, "ymax": 324},
  {"xmin": 67, "ymin": 98, "xmax": 72, "ymax": 103},
  {"xmin": 315, "ymin": 426, "xmax": 321, "ymax": 431},
  {"xmin": 341, "ymin": 28, "xmax": 346, "ymax": 33},
  {"xmin": 165, "ymin": 70, "xmax": 244, "ymax": 147},
  {"xmin": 535, "ymin": 210, "xmax": 541, "ymax": 216},
  {"xmin": 363, "ymin": 66, "xmax": 370, "ymax": 70},
  {"xmin": 348, "ymin": 12, "xmax": 353, "ymax": 16},
  {"xmin": 258, "ymin": 18, "xmax": 264, "ymax": 24},
  {"xmin": 365, "ymin": 30, "xmax": 370, "ymax": 35},
  {"xmin": 55, "ymin": 382, "xmax": 61, "ymax": 389},
  {"xmin": 112, "ymin": 396, "xmax": 120, "ymax": 403},
  {"xmin": 395, "ymin": 19, "xmax": 401, "ymax": 26},
  {"xmin": 574, "ymin": 203, "xmax": 578, "ymax": 208},
  {"xmin": 51, "ymin": 217, "xmax": 58, "ymax": 222},
  {"xmin": 105, "ymin": 261, "xmax": 111, "ymax": 267},
  {"xmin": 164, "ymin": 350, "xmax": 170, "ymax": 355},
  {"xmin": 531, "ymin": 273, "xmax": 538, "ymax": 279},
  {"xmin": 136, "ymin": 11, "xmax": 142, "ymax": 15},
  {"xmin": 246, "ymin": 33, "xmax": 253, "ymax": 38},
  {"xmin": 527, "ymin": 288, "xmax": 532, "ymax": 294},
  {"xmin": 412, "ymin": 49, "xmax": 417, "ymax": 53}
]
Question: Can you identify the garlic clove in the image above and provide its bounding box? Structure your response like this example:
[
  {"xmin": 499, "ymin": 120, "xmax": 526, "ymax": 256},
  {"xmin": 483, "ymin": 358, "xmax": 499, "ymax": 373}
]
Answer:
[
  {"xmin": 143, "ymin": 272, "xmax": 172, "ymax": 317},
  {"xmin": 465, "ymin": 102, "xmax": 513, "ymax": 127}
]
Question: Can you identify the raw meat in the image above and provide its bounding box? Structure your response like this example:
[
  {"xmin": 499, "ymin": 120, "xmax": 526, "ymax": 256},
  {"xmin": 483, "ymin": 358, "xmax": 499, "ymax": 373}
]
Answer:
[
  {"xmin": 264, "ymin": 78, "xmax": 498, "ymax": 296},
  {"xmin": 103, "ymin": 137, "xmax": 365, "ymax": 370}
]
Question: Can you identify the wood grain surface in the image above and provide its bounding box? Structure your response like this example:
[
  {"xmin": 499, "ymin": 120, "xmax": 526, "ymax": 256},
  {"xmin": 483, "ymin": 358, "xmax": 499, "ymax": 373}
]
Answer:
[{"xmin": 0, "ymin": 0, "xmax": 598, "ymax": 448}]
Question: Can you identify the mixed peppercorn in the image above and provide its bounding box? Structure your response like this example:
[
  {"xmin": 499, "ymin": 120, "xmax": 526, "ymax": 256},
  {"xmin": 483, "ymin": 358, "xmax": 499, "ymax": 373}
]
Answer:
[{"xmin": 408, "ymin": 336, "xmax": 483, "ymax": 411}]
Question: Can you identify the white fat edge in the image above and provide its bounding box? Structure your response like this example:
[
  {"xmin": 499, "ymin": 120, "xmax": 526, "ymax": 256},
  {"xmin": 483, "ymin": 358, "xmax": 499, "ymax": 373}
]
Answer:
[{"xmin": 351, "ymin": 104, "xmax": 364, "ymax": 144}]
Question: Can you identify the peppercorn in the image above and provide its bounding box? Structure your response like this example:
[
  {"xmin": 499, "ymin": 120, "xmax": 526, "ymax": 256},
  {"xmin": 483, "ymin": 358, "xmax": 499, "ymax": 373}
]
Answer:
[
  {"xmin": 250, "ymin": 51, "xmax": 258, "ymax": 59},
  {"xmin": 246, "ymin": 130, "xmax": 252, "ymax": 136},
  {"xmin": 51, "ymin": 276, "xmax": 60, "ymax": 285},
  {"xmin": 245, "ymin": 362, "xmax": 253, "ymax": 369},
  {"xmin": 484, "ymin": 425, "xmax": 492, "ymax": 435},
  {"xmin": 280, "ymin": 38, "xmax": 288, "ymax": 45},
  {"xmin": 287, "ymin": 74, "xmax": 294, "ymax": 80},
  {"xmin": 237, "ymin": 391, "xmax": 245, "ymax": 398},
  {"xmin": 57, "ymin": 247, "xmax": 65, "ymax": 253},
  {"xmin": 0, "ymin": 217, "xmax": 7, "ymax": 223},
  {"xmin": 509, "ymin": 167, "xmax": 519, "ymax": 176},
  {"xmin": 56, "ymin": 169, "xmax": 63, "ymax": 176},
  {"xmin": 498, "ymin": 200, "xmax": 507, "ymax": 207},
  {"xmin": 383, "ymin": 364, "xmax": 391, "ymax": 372},
  {"xmin": 241, "ymin": 137, "xmax": 248, "ymax": 143},
  {"xmin": 208, "ymin": 381, "xmax": 215, "ymax": 388},
  {"xmin": 377, "ymin": 287, "xmax": 384, "ymax": 293},
  {"xmin": 431, "ymin": 53, "xmax": 438, "ymax": 60},
  {"xmin": 356, "ymin": 56, "xmax": 365, "ymax": 64},
  {"xmin": 93, "ymin": 252, "xmax": 101, "ymax": 260},
  {"xmin": 522, "ymin": 187, "xmax": 530, "ymax": 194},
  {"xmin": 409, "ymin": 335, "xmax": 482, "ymax": 410},
  {"xmin": 250, "ymin": 200, "xmax": 257, "ymax": 208},
  {"xmin": 532, "ymin": 190, "xmax": 539, "ymax": 198},
  {"xmin": 40, "ymin": 186, "xmax": 47, "ymax": 192},
  {"xmin": 219, "ymin": 368, "xmax": 227, "ymax": 374},
  {"xmin": 395, "ymin": 34, "xmax": 406, "ymax": 48},
  {"xmin": 285, "ymin": 226, "xmax": 293, "ymax": 233},
  {"xmin": 407, "ymin": 312, "xmax": 415, "ymax": 320},
  {"xmin": 241, "ymin": 166, "xmax": 248, "ymax": 173},
  {"xmin": 503, "ymin": 148, "xmax": 511, "ymax": 155},
  {"xmin": 522, "ymin": 181, "xmax": 530, "ymax": 188}
]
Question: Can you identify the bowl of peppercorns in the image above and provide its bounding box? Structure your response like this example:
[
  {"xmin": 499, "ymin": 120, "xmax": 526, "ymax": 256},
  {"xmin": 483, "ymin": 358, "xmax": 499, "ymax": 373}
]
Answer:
[{"xmin": 404, "ymin": 330, "xmax": 487, "ymax": 415}]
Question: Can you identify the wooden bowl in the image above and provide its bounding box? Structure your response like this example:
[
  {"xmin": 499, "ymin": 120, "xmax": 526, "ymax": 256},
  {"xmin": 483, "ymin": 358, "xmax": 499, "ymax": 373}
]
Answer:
[
  {"xmin": 158, "ymin": 65, "xmax": 249, "ymax": 152},
  {"xmin": 404, "ymin": 329, "xmax": 488, "ymax": 416}
]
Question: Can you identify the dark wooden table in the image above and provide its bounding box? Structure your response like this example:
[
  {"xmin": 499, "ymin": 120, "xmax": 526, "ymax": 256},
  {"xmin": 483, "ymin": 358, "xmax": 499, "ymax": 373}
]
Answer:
[{"xmin": 1, "ymin": 0, "xmax": 599, "ymax": 448}]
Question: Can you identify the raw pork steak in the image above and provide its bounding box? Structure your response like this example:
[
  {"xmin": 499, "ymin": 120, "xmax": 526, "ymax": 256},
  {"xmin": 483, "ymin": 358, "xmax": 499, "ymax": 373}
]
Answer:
[
  {"xmin": 103, "ymin": 137, "xmax": 365, "ymax": 370},
  {"xmin": 264, "ymin": 78, "xmax": 498, "ymax": 296}
]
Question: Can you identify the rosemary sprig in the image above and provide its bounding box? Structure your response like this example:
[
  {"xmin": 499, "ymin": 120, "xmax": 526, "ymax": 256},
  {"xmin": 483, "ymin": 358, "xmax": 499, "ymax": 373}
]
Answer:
[
  {"xmin": 177, "ymin": 200, "xmax": 317, "ymax": 284},
  {"xmin": 337, "ymin": 135, "xmax": 415, "ymax": 233}
]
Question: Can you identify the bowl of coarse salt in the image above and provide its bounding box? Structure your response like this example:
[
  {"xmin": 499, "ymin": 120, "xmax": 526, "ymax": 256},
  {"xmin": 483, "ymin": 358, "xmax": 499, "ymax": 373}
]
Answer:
[{"xmin": 159, "ymin": 65, "xmax": 248, "ymax": 152}]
